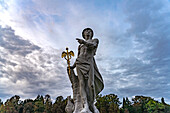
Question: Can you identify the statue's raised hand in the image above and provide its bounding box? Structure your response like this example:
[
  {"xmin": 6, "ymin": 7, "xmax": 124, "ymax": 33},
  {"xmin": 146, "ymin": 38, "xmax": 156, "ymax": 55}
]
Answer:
[{"xmin": 76, "ymin": 38, "xmax": 84, "ymax": 44}]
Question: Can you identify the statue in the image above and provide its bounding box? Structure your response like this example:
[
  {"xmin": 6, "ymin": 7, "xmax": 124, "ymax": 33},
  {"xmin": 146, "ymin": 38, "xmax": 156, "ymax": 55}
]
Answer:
[
  {"xmin": 65, "ymin": 96, "xmax": 74, "ymax": 113},
  {"xmin": 62, "ymin": 28, "xmax": 104, "ymax": 113}
]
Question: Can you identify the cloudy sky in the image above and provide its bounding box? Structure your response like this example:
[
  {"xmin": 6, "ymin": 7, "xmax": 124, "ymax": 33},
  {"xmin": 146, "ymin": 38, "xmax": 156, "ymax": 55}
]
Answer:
[{"xmin": 0, "ymin": 0, "xmax": 170, "ymax": 104}]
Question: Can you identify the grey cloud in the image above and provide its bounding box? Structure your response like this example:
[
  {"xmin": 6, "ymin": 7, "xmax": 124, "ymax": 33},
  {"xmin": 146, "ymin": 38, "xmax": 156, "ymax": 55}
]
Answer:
[
  {"xmin": 1, "ymin": 0, "xmax": 170, "ymax": 104},
  {"xmin": 0, "ymin": 26, "xmax": 71, "ymax": 100},
  {"xmin": 101, "ymin": 0, "xmax": 170, "ymax": 59},
  {"xmin": 121, "ymin": 0, "xmax": 170, "ymax": 90},
  {"xmin": 98, "ymin": 0, "xmax": 170, "ymax": 95},
  {"xmin": 100, "ymin": 56, "xmax": 170, "ymax": 101},
  {"xmin": 0, "ymin": 26, "xmax": 40, "ymax": 56}
]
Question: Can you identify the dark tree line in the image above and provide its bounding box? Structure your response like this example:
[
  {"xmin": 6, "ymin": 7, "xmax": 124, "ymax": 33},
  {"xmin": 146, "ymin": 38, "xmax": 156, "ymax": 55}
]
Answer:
[
  {"xmin": 0, "ymin": 94, "xmax": 170, "ymax": 113},
  {"xmin": 0, "ymin": 94, "xmax": 66, "ymax": 113},
  {"xmin": 121, "ymin": 96, "xmax": 170, "ymax": 113}
]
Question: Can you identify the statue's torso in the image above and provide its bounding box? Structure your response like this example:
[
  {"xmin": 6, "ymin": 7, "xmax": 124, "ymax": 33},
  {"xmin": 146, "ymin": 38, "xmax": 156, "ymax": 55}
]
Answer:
[{"xmin": 78, "ymin": 40, "xmax": 96, "ymax": 61}]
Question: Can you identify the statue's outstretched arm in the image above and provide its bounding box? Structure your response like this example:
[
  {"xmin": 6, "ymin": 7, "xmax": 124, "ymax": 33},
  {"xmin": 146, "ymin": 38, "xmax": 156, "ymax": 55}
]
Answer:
[{"xmin": 84, "ymin": 39, "xmax": 99, "ymax": 48}]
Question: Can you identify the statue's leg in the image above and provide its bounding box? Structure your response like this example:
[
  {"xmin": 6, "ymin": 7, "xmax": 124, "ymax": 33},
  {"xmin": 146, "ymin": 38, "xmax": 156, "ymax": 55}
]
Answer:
[
  {"xmin": 76, "ymin": 67, "xmax": 91, "ymax": 113},
  {"xmin": 88, "ymin": 65, "xmax": 100, "ymax": 113},
  {"xmin": 88, "ymin": 65, "xmax": 95, "ymax": 104}
]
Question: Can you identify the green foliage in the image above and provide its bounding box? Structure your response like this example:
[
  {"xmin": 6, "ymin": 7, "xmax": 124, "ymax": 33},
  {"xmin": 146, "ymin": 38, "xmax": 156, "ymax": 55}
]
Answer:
[
  {"xmin": 132, "ymin": 96, "xmax": 152, "ymax": 113},
  {"xmin": 0, "ymin": 99, "xmax": 3, "ymax": 106},
  {"xmin": 121, "ymin": 96, "xmax": 170, "ymax": 113},
  {"xmin": 0, "ymin": 99, "xmax": 5, "ymax": 113},
  {"xmin": 121, "ymin": 97, "xmax": 136, "ymax": 113},
  {"xmin": 96, "ymin": 94, "xmax": 121, "ymax": 113},
  {"xmin": 165, "ymin": 105, "xmax": 170, "ymax": 113},
  {"xmin": 34, "ymin": 100, "xmax": 45, "ymax": 112},
  {"xmin": 23, "ymin": 101, "xmax": 34, "ymax": 113},
  {"xmin": 52, "ymin": 96, "xmax": 67, "ymax": 113},
  {"xmin": 145, "ymin": 99, "xmax": 165, "ymax": 113},
  {"xmin": 33, "ymin": 95, "xmax": 45, "ymax": 113},
  {"xmin": 2, "ymin": 95, "xmax": 22, "ymax": 113},
  {"xmin": 44, "ymin": 94, "xmax": 52, "ymax": 113},
  {"xmin": 0, "ymin": 94, "xmax": 170, "ymax": 113},
  {"xmin": 0, "ymin": 95, "xmax": 66, "ymax": 113}
]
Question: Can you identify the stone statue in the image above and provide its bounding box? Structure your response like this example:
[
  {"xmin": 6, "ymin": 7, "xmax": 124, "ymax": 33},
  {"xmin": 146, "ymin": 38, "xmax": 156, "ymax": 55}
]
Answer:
[
  {"xmin": 65, "ymin": 28, "xmax": 104, "ymax": 113},
  {"xmin": 65, "ymin": 96, "xmax": 74, "ymax": 113}
]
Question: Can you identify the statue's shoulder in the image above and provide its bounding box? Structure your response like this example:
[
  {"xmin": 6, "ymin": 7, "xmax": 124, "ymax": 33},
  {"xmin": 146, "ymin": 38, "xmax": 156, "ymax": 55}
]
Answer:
[{"xmin": 92, "ymin": 38, "xmax": 99, "ymax": 44}]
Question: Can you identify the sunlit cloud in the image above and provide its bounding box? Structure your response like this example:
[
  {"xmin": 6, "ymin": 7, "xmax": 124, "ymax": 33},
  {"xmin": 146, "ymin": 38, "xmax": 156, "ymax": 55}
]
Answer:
[{"xmin": 0, "ymin": 0, "xmax": 170, "ymax": 104}]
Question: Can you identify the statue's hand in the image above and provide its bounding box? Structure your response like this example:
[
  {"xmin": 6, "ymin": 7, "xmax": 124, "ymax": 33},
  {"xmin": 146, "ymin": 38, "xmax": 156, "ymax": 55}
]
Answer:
[
  {"xmin": 76, "ymin": 38, "xmax": 84, "ymax": 44},
  {"xmin": 69, "ymin": 65, "xmax": 75, "ymax": 69}
]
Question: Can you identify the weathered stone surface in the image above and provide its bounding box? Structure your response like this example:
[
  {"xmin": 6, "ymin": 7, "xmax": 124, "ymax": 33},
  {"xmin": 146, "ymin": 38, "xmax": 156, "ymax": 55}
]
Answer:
[{"xmin": 66, "ymin": 28, "xmax": 104, "ymax": 113}]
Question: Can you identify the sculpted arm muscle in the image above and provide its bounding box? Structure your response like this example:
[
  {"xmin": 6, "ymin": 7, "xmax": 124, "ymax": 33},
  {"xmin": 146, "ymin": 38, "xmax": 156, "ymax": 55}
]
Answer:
[{"xmin": 84, "ymin": 39, "xmax": 99, "ymax": 48}]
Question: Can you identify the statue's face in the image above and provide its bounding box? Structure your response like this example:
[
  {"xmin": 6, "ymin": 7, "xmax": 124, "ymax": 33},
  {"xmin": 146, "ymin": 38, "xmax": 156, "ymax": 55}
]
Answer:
[{"xmin": 83, "ymin": 29, "xmax": 93, "ymax": 40}]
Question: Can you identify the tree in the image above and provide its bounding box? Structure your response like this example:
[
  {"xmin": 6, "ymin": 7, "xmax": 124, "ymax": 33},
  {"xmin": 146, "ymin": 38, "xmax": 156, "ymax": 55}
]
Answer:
[
  {"xmin": 1, "ymin": 94, "xmax": 170, "ymax": 113},
  {"xmin": 44, "ymin": 94, "xmax": 52, "ymax": 113},
  {"xmin": 161, "ymin": 97, "xmax": 170, "ymax": 112},
  {"xmin": 0, "ymin": 99, "xmax": 4, "ymax": 113},
  {"xmin": 0, "ymin": 99, "xmax": 3, "ymax": 106},
  {"xmin": 52, "ymin": 96, "xmax": 67, "ymax": 113},
  {"xmin": 121, "ymin": 97, "xmax": 136, "ymax": 113},
  {"xmin": 132, "ymin": 96, "xmax": 152, "ymax": 113},
  {"xmin": 23, "ymin": 99, "xmax": 34, "ymax": 113},
  {"xmin": 34, "ymin": 95, "xmax": 45, "ymax": 113},
  {"xmin": 96, "ymin": 94, "xmax": 121, "ymax": 113},
  {"xmin": 145, "ymin": 99, "xmax": 165, "ymax": 113},
  {"xmin": 3, "ymin": 95, "xmax": 22, "ymax": 113}
]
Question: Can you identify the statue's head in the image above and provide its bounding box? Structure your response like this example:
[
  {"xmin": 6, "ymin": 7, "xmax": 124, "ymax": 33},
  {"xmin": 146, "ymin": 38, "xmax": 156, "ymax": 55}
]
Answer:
[{"xmin": 82, "ymin": 28, "xmax": 93, "ymax": 40}]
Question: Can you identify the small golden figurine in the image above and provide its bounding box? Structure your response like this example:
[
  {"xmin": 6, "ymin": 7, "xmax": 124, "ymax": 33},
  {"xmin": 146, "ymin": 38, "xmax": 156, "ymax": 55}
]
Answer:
[{"xmin": 61, "ymin": 47, "xmax": 74, "ymax": 75}]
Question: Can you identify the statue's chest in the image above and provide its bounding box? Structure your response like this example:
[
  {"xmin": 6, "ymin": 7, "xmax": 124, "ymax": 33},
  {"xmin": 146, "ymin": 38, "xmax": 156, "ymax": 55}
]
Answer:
[{"xmin": 80, "ymin": 45, "xmax": 92, "ymax": 53}]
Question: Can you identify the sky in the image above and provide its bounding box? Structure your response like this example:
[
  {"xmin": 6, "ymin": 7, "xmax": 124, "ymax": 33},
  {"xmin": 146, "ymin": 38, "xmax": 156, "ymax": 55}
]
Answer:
[{"xmin": 0, "ymin": 0, "xmax": 170, "ymax": 104}]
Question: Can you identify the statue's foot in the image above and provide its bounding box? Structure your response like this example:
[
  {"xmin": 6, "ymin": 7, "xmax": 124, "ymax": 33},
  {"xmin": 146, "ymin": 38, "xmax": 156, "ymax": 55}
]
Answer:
[
  {"xmin": 80, "ymin": 107, "xmax": 92, "ymax": 113},
  {"xmin": 92, "ymin": 105, "xmax": 99, "ymax": 113}
]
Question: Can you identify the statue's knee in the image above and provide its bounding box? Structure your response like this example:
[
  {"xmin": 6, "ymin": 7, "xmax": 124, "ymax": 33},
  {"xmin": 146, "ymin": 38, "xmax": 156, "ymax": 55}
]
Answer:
[{"xmin": 79, "ymin": 80, "xmax": 85, "ymax": 86}]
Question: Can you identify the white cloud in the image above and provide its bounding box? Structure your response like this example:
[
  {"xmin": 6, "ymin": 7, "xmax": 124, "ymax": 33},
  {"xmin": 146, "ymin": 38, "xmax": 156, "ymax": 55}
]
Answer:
[
  {"xmin": 0, "ymin": 0, "xmax": 170, "ymax": 104},
  {"xmin": 0, "ymin": 26, "xmax": 72, "ymax": 100}
]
